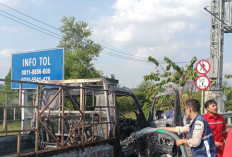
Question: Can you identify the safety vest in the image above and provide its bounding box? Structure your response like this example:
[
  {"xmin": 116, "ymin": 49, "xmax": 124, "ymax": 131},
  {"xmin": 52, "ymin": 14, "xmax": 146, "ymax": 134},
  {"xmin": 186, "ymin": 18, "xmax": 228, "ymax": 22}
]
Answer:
[{"xmin": 189, "ymin": 114, "xmax": 217, "ymax": 157}]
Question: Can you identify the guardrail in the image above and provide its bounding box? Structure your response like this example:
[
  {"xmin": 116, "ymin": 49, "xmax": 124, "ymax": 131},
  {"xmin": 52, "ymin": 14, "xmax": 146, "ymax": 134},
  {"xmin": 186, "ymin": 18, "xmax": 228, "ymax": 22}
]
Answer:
[{"xmin": 220, "ymin": 112, "xmax": 232, "ymax": 125}]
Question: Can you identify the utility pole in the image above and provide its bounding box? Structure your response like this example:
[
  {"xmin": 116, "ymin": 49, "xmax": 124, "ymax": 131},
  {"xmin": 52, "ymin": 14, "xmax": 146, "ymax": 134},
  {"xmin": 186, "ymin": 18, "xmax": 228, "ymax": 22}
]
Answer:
[{"xmin": 205, "ymin": 0, "xmax": 232, "ymax": 112}]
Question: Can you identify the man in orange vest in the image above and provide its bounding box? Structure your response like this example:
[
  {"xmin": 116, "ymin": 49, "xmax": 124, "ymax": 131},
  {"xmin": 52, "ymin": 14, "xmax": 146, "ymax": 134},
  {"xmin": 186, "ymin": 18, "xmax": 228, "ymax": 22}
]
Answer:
[{"xmin": 203, "ymin": 100, "xmax": 228, "ymax": 157}]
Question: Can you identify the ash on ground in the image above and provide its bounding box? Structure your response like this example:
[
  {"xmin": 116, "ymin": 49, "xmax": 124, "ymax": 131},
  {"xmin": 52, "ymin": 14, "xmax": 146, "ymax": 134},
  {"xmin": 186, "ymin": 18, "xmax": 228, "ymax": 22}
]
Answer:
[{"xmin": 121, "ymin": 128, "xmax": 165, "ymax": 157}]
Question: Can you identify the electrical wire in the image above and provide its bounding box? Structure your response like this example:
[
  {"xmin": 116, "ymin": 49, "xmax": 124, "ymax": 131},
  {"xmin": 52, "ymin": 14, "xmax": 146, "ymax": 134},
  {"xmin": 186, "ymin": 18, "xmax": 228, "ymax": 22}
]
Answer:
[
  {"xmin": 0, "ymin": 2, "xmax": 190, "ymax": 66},
  {"xmin": 102, "ymin": 46, "xmax": 189, "ymax": 64},
  {"xmin": 101, "ymin": 50, "xmax": 167, "ymax": 73},
  {"xmin": 0, "ymin": 13, "xmax": 61, "ymax": 39},
  {"xmin": 0, "ymin": 9, "xmax": 62, "ymax": 37},
  {"xmin": 0, "ymin": 8, "xmax": 158, "ymax": 64},
  {"xmin": 0, "ymin": 2, "xmax": 59, "ymax": 31},
  {"xmin": 102, "ymin": 46, "xmax": 161, "ymax": 61},
  {"xmin": 101, "ymin": 51, "xmax": 150, "ymax": 63},
  {"xmin": 101, "ymin": 49, "xmax": 149, "ymax": 62},
  {"xmin": 0, "ymin": 9, "xmax": 155, "ymax": 64},
  {"xmin": 0, "ymin": 3, "xmax": 158, "ymax": 64}
]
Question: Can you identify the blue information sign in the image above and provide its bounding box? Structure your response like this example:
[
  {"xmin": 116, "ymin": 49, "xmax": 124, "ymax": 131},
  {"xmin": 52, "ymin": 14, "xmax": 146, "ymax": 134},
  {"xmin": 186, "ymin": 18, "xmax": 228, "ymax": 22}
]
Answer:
[{"xmin": 11, "ymin": 48, "xmax": 64, "ymax": 89}]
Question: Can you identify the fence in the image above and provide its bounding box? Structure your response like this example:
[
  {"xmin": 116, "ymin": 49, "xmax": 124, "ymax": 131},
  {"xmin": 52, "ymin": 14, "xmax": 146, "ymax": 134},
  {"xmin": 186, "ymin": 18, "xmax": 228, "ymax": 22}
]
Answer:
[{"xmin": 221, "ymin": 112, "xmax": 232, "ymax": 126}]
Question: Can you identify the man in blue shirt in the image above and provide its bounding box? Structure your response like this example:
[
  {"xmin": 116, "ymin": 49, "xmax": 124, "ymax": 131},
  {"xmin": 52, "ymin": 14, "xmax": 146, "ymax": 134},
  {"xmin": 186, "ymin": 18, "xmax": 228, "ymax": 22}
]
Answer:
[{"xmin": 165, "ymin": 101, "xmax": 184, "ymax": 119}]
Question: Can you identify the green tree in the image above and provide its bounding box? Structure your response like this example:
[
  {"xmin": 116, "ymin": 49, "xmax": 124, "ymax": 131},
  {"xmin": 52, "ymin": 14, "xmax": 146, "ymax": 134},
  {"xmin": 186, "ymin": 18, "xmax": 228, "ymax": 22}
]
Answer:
[
  {"xmin": 223, "ymin": 81, "xmax": 232, "ymax": 111},
  {"xmin": 142, "ymin": 56, "xmax": 200, "ymax": 117},
  {"xmin": 58, "ymin": 16, "xmax": 103, "ymax": 79},
  {"xmin": 0, "ymin": 70, "xmax": 20, "ymax": 121},
  {"xmin": 144, "ymin": 56, "xmax": 197, "ymax": 88},
  {"xmin": 132, "ymin": 81, "xmax": 155, "ymax": 118},
  {"xmin": 132, "ymin": 81, "xmax": 154, "ymax": 107},
  {"xmin": 221, "ymin": 75, "xmax": 232, "ymax": 111},
  {"xmin": 4, "ymin": 70, "xmax": 11, "ymax": 91}
]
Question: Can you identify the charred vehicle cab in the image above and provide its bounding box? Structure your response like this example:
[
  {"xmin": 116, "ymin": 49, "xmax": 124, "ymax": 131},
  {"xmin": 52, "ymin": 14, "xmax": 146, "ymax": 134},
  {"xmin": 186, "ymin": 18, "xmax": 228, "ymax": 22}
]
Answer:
[
  {"xmin": 27, "ymin": 78, "xmax": 148, "ymax": 156},
  {"xmin": 121, "ymin": 90, "xmax": 184, "ymax": 157},
  {"xmin": 35, "ymin": 78, "xmax": 183, "ymax": 156},
  {"xmin": 34, "ymin": 78, "xmax": 147, "ymax": 149}
]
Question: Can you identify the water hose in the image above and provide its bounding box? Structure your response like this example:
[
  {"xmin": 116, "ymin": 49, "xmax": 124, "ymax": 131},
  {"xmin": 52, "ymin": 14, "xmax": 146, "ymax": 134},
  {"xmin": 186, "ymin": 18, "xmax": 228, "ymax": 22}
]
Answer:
[{"xmin": 156, "ymin": 129, "xmax": 187, "ymax": 157}]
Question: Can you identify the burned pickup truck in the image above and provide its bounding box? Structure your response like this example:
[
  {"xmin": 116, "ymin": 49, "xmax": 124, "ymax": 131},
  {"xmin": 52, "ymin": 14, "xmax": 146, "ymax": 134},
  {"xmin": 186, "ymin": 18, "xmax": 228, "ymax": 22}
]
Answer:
[
  {"xmin": 121, "ymin": 89, "xmax": 184, "ymax": 157},
  {"xmin": 0, "ymin": 78, "xmax": 184, "ymax": 156}
]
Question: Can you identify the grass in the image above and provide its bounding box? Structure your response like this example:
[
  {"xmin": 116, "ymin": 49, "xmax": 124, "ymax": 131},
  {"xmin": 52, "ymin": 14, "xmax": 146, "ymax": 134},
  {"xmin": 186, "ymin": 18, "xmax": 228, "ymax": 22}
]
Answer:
[{"xmin": 0, "ymin": 121, "xmax": 21, "ymax": 136}]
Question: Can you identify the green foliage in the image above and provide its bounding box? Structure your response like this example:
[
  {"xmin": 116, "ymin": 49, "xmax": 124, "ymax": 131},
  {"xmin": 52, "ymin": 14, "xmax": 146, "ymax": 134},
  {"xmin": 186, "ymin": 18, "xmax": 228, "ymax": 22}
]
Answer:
[
  {"xmin": 142, "ymin": 56, "xmax": 199, "ymax": 117},
  {"xmin": 148, "ymin": 56, "xmax": 159, "ymax": 66},
  {"xmin": 64, "ymin": 98, "xmax": 74, "ymax": 110},
  {"xmin": 0, "ymin": 121, "xmax": 21, "ymax": 135},
  {"xmin": 58, "ymin": 16, "xmax": 103, "ymax": 79},
  {"xmin": 132, "ymin": 81, "xmax": 154, "ymax": 108},
  {"xmin": 144, "ymin": 56, "xmax": 197, "ymax": 88},
  {"xmin": 222, "ymin": 75, "xmax": 232, "ymax": 111},
  {"xmin": 144, "ymin": 56, "xmax": 198, "ymax": 88},
  {"xmin": 0, "ymin": 70, "xmax": 20, "ymax": 121},
  {"xmin": 222, "ymin": 71, "xmax": 232, "ymax": 111},
  {"xmin": 117, "ymin": 96, "xmax": 137, "ymax": 116},
  {"xmin": 225, "ymin": 74, "xmax": 232, "ymax": 79},
  {"xmin": 4, "ymin": 70, "xmax": 11, "ymax": 91},
  {"xmin": 132, "ymin": 81, "xmax": 165, "ymax": 118},
  {"xmin": 223, "ymin": 82, "xmax": 232, "ymax": 111},
  {"xmin": 105, "ymin": 74, "xmax": 116, "ymax": 80},
  {"xmin": 143, "ymin": 72, "xmax": 160, "ymax": 81}
]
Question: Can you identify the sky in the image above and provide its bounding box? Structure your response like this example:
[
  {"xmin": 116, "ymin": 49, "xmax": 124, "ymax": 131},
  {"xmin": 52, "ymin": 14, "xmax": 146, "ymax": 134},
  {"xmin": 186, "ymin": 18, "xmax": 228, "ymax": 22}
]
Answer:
[{"xmin": 1, "ymin": 0, "xmax": 232, "ymax": 88}]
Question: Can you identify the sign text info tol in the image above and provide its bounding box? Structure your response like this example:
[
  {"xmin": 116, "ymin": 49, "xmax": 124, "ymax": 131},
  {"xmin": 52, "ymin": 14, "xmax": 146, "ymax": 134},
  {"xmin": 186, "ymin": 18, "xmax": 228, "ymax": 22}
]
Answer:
[
  {"xmin": 21, "ymin": 57, "xmax": 51, "ymax": 82},
  {"xmin": 11, "ymin": 49, "xmax": 64, "ymax": 89}
]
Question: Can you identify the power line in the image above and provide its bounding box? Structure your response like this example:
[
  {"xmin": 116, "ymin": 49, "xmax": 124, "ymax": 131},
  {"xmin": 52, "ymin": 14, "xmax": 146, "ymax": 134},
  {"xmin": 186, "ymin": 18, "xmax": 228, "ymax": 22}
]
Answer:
[
  {"xmin": 101, "ymin": 50, "xmax": 168, "ymax": 73},
  {"xmin": 0, "ymin": 7, "xmax": 154, "ymax": 64},
  {"xmin": 102, "ymin": 50, "xmax": 166, "ymax": 65},
  {"xmin": 102, "ymin": 46, "xmax": 154, "ymax": 60},
  {"xmin": 0, "ymin": 8, "xmax": 163, "ymax": 65},
  {"xmin": 0, "ymin": 2, "xmax": 190, "ymax": 66},
  {"xmin": 0, "ymin": 2, "xmax": 59, "ymax": 31},
  {"xmin": 0, "ymin": 8, "xmax": 187, "ymax": 66},
  {"xmin": 102, "ymin": 50, "xmax": 188, "ymax": 64},
  {"xmin": 102, "ymin": 46, "xmax": 189, "ymax": 64},
  {"xmin": 0, "ymin": 13, "xmax": 61, "ymax": 39},
  {"xmin": 101, "ymin": 51, "xmax": 150, "ymax": 63},
  {"xmin": 0, "ymin": 9, "xmax": 62, "ymax": 38},
  {"xmin": 102, "ymin": 50, "xmax": 149, "ymax": 62}
]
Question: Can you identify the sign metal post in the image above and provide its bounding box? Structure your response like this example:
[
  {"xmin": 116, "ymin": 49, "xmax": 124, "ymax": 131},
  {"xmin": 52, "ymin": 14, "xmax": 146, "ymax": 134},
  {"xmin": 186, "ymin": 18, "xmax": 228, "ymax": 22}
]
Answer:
[{"xmin": 195, "ymin": 60, "xmax": 211, "ymax": 114}]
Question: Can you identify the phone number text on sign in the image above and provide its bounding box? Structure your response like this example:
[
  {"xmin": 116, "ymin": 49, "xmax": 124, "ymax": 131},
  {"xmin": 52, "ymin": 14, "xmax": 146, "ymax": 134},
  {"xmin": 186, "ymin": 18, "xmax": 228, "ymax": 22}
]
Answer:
[
  {"xmin": 21, "ymin": 76, "xmax": 51, "ymax": 82},
  {"xmin": 21, "ymin": 68, "xmax": 51, "ymax": 75},
  {"xmin": 21, "ymin": 77, "xmax": 51, "ymax": 82}
]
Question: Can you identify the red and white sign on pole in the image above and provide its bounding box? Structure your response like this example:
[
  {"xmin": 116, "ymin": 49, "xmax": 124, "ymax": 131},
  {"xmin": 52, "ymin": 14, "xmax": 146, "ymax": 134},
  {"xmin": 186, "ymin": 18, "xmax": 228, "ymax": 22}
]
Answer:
[
  {"xmin": 195, "ymin": 60, "xmax": 211, "ymax": 90},
  {"xmin": 195, "ymin": 60, "xmax": 211, "ymax": 74},
  {"xmin": 195, "ymin": 76, "xmax": 210, "ymax": 90}
]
